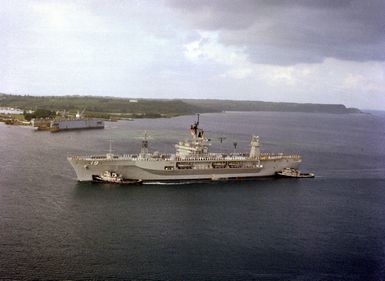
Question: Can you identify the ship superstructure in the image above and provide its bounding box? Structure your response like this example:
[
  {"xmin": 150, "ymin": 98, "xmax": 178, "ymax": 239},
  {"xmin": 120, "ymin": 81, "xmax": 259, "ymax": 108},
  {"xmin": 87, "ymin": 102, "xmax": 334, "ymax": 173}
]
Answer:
[{"xmin": 67, "ymin": 115, "xmax": 302, "ymax": 182}]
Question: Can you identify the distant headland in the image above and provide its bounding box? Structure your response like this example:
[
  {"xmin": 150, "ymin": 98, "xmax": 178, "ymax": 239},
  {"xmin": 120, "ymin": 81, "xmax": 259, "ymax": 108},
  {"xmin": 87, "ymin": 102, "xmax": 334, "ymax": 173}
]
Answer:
[{"xmin": 0, "ymin": 93, "xmax": 361, "ymax": 121}]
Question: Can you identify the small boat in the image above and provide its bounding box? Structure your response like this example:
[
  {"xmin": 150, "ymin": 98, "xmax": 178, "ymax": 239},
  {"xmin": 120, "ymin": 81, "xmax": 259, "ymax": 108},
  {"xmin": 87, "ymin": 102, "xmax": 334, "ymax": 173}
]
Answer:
[
  {"xmin": 212, "ymin": 162, "xmax": 227, "ymax": 168},
  {"xmin": 276, "ymin": 168, "xmax": 315, "ymax": 178},
  {"xmin": 176, "ymin": 162, "xmax": 193, "ymax": 169},
  {"xmin": 228, "ymin": 162, "xmax": 242, "ymax": 168},
  {"xmin": 92, "ymin": 171, "xmax": 142, "ymax": 184}
]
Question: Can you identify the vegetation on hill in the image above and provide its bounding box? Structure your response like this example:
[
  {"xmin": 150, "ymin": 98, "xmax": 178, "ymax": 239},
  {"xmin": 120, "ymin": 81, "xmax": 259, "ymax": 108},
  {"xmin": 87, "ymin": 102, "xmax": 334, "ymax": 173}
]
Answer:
[
  {"xmin": 23, "ymin": 109, "xmax": 56, "ymax": 121},
  {"xmin": 0, "ymin": 95, "xmax": 201, "ymax": 116},
  {"xmin": 184, "ymin": 99, "xmax": 361, "ymax": 114},
  {"xmin": 0, "ymin": 94, "xmax": 361, "ymax": 119}
]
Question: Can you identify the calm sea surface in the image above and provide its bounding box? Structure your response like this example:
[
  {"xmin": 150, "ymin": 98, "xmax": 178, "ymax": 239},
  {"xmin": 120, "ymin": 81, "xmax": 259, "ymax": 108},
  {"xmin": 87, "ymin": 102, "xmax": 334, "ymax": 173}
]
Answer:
[{"xmin": 0, "ymin": 111, "xmax": 384, "ymax": 280}]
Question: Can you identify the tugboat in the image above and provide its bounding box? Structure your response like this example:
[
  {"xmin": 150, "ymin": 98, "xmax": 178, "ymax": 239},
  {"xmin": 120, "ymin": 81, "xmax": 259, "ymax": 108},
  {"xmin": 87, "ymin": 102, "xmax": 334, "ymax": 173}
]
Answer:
[
  {"xmin": 276, "ymin": 168, "xmax": 315, "ymax": 178},
  {"xmin": 92, "ymin": 171, "xmax": 142, "ymax": 184}
]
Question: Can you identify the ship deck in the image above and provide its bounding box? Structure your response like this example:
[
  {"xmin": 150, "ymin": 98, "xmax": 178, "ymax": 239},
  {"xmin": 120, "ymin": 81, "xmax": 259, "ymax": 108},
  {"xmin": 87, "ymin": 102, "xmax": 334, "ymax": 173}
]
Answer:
[{"xmin": 69, "ymin": 152, "xmax": 301, "ymax": 162}]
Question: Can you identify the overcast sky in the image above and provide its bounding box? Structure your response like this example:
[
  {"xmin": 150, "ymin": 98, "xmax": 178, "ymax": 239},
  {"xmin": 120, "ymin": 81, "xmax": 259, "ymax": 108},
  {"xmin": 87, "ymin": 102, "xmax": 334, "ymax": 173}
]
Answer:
[{"xmin": 1, "ymin": 0, "xmax": 384, "ymax": 109}]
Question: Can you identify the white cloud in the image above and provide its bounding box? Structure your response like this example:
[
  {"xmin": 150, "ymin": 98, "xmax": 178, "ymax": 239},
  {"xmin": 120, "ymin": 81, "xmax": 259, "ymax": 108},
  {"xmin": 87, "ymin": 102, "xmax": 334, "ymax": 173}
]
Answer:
[
  {"xmin": 183, "ymin": 34, "xmax": 385, "ymax": 109},
  {"xmin": 169, "ymin": 0, "xmax": 385, "ymax": 64},
  {"xmin": 184, "ymin": 32, "xmax": 245, "ymax": 65},
  {"xmin": 1, "ymin": 0, "xmax": 384, "ymax": 109},
  {"xmin": 343, "ymin": 73, "xmax": 385, "ymax": 93}
]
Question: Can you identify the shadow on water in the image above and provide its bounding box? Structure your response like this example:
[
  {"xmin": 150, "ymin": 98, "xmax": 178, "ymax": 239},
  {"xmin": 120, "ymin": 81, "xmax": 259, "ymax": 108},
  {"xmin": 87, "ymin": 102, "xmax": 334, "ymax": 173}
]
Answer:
[
  {"xmin": 71, "ymin": 177, "xmax": 313, "ymax": 204},
  {"xmin": 73, "ymin": 177, "xmax": 293, "ymax": 191}
]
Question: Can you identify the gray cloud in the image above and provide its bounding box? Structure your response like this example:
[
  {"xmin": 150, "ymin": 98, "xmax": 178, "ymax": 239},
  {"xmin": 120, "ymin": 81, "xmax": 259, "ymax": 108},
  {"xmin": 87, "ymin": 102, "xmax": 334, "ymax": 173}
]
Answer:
[{"xmin": 168, "ymin": 0, "xmax": 385, "ymax": 65}]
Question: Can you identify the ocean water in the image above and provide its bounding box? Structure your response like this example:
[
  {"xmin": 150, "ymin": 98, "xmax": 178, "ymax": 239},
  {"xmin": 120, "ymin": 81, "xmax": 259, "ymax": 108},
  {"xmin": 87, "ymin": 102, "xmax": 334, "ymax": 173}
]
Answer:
[{"xmin": 0, "ymin": 111, "xmax": 384, "ymax": 280}]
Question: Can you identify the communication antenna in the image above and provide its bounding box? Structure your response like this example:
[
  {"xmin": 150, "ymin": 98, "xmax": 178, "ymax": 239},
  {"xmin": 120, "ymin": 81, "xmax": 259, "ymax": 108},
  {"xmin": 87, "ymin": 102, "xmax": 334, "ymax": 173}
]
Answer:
[
  {"xmin": 106, "ymin": 138, "xmax": 114, "ymax": 159},
  {"xmin": 141, "ymin": 131, "xmax": 149, "ymax": 155},
  {"xmin": 190, "ymin": 113, "xmax": 202, "ymax": 138},
  {"xmin": 217, "ymin": 136, "xmax": 226, "ymax": 152}
]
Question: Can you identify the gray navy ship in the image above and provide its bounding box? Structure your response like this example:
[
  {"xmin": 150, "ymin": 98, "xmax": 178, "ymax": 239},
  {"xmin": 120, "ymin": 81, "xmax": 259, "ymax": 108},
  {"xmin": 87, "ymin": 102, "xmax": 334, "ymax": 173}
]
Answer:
[
  {"xmin": 50, "ymin": 118, "xmax": 104, "ymax": 132},
  {"xmin": 67, "ymin": 115, "xmax": 302, "ymax": 183},
  {"xmin": 32, "ymin": 110, "xmax": 104, "ymax": 132},
  {"xmin": 50, "ymin": 110, "xmax": 104, "ymax": 132}
]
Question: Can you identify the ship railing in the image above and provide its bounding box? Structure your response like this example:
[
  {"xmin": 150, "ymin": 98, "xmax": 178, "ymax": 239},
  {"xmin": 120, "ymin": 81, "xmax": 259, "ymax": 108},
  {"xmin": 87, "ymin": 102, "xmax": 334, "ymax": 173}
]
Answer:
[
  {"xmin": 175, "ymin": 155, "xmax": 251, "ymax": 161},
  {"xmin": 68, "ymin": 154, "xmax": 143, "ymax": 160},
  {"xmin": 69, "ymin": 154, "xmax": 123, "ymax": 160},
  {"xmin": 259, "ymin": 153, "xmax": 301, "ymax": 160},
  {"xmin": 68, "ymin": 152, "xmax": 301, "ymax": 161}
]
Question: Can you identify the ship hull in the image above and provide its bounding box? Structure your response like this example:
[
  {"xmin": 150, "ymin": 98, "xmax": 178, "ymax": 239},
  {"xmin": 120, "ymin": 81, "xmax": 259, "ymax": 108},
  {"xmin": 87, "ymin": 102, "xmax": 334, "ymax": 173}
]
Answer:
[
  {"xmin": 51, "ymin": 119, "xmax": 104, "ymax": 132},
  {"xmin": 68, "ymin": 157, "xmax": 301, "ymax": 182}
]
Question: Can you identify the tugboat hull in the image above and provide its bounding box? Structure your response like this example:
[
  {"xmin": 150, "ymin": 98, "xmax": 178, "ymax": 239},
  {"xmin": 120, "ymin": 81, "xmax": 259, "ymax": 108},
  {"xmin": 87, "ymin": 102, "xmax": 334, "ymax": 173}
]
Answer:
[{"xmin": 276, "ymin": 168, "xmax": 315, "ymax": 178}]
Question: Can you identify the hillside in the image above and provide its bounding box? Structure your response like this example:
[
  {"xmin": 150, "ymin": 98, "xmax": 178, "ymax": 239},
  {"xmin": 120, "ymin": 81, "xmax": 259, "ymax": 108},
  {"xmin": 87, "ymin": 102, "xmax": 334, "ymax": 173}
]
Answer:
[
  {"xmin": 0, "ymin": 94, "xmax": 361, "ymax": 118},
  {"xmin": 0, "ymin": 95, "xmax": 202, "ymax": 117},
  {"xmin": 184, "ymin": 99, "xmax": 361, "ymax": 114}
]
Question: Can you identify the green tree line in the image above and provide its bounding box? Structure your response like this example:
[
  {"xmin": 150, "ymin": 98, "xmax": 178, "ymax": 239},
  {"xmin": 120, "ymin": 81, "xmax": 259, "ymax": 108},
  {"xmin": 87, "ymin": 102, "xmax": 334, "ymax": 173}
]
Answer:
[{"xmin": 23, "ymin": 109, "xmax": 56, "ymax": 121}]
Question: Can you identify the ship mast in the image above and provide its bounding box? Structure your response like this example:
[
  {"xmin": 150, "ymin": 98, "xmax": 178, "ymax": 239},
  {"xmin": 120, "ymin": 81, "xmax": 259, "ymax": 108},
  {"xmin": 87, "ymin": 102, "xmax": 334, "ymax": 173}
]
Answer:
[
  {"xmin": 106, "ymin": 139, "xmax": 113, "ymax": 159},
  {"xmin": 140, "ymin": 131, "xmax": 149, "ymax": 157},
  {"xmin": 176, "ymin": 114, "xmax": 209, "ymax": 158},
  {"xmin": 190, "ymin": 113, "xmax": 204, "ymax": 139}
]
